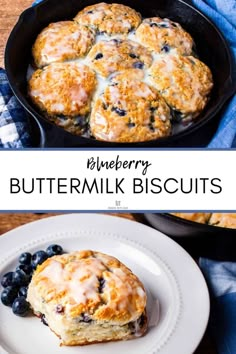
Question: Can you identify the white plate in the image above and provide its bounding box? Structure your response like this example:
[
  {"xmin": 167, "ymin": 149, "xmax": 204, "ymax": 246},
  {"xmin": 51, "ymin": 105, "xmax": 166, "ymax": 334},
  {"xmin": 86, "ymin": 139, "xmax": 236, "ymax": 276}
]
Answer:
[{"xmin": 0, "ymin": 214, "xmax": 209, "ymax": 354}]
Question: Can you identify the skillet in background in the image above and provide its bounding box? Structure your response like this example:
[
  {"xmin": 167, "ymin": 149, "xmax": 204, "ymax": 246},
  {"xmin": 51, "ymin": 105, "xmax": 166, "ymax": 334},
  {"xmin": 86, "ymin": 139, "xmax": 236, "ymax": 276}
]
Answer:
[{"xmin": 135, "ymin": 213, "xmax": 236, "ymax": 261}]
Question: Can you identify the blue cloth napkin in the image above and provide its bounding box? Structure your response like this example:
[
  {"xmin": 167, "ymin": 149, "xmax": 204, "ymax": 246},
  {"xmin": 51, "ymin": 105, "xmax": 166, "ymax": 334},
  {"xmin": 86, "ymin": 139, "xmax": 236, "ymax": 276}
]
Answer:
[
  {"xmin": 199, "ymin": 258, "xmax": 236, "ymax": 354},
  {"xmin": 193, "ymin": 1, "xmax": 236, "ymax": 353},
  {"xmin": 0, "ymin": 0, "xmax": 235, "ymax": 148},
  {"xmin": 0, "ymin": 69, "xmax": 31, "ymax": 147},
  {"xmin": 192, "ymin": 0, "xmax": 236, "ymax": 148}
]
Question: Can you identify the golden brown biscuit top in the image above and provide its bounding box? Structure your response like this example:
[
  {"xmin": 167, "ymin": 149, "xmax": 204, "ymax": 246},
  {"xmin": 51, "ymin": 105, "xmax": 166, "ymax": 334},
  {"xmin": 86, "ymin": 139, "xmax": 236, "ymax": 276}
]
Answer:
[
  {"xmin": 209, "ymin": 214, "xmax": 236, "ymax": 229},
  {"xmin": 171, "ymin": 213, "xmax": 211, "ymax": 224},
  {"xmin": 90, "ymin": 77, "xmax": 171, "ymax": 142},
  {"xmin": 32, "ymin": 21, "xmax": 95, "ymax": 68},
  {"xmin": 74, "ymin": 2, "xmax": 141, "ymax": 35},
  {"xmin": 149, "ymin": 54, "xmax": 213, "ymax": 115},
  {"xmin": 171, "ymin": 213, "xmax": 236, "ymax": 229},
  {"xmin": 74, "ymin": 2, "xmax": 111, "ymax": 29},
  {"xmin": 28, "ymin": 62, "xmax": 97, "ymax": 117},
  {"xmin": 111, "ymin": 68, "xmax": 145, "ymax": 82},
  {"xmin": 30, "ymin": 250, "xmax": 146, "ymax": 324},
  {"xmin": 87, "ymin": 39, "xmax": 153, "ymax": 77},
  {"xmin": 135, "ymin": 17, "xmax": 194, "ymax": 55}
]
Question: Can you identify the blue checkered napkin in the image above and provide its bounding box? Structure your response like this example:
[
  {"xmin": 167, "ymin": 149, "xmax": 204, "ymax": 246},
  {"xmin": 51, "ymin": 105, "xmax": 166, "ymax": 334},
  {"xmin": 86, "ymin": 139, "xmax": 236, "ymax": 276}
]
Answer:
[{"xmin": 0, "ymin": 69, "xmax": 31, "ymax": 147}]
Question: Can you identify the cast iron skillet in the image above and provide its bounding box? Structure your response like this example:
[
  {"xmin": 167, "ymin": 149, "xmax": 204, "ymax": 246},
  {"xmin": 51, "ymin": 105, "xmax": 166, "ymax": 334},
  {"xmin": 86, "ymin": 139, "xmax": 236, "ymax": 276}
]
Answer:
[
  {"xmin": 5, "ymin": 0, "xmax": 235, "ymax": 147},
  {"xmin": 135, "ymin": 213, "xmax": 236, "ymax": 261}
]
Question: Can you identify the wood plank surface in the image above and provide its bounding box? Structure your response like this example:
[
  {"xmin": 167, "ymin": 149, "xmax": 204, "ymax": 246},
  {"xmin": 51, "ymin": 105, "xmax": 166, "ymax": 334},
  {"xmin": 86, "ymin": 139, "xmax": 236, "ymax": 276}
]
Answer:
[
  {"xmin": 0, "ymin": 0, "xmax": 32, "ymax": 68},
  {"xmin": 0, "ymin": 213, "xmax": 217, "ymax": 354}
]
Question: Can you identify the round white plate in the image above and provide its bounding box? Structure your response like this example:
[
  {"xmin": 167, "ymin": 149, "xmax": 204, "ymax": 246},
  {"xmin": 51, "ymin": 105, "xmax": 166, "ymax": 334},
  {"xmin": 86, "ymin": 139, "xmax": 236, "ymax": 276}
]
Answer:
[{"xmin": 0, "ymin": 214, "xmax": 209, "ymax": 354}]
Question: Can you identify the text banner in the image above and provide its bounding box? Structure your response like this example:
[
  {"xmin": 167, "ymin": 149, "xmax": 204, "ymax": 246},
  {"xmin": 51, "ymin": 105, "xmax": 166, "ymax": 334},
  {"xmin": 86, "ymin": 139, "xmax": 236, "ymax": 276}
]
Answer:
[{"xmin": 0, "ymin": 150, "xmax": 235, "ymax": 211}]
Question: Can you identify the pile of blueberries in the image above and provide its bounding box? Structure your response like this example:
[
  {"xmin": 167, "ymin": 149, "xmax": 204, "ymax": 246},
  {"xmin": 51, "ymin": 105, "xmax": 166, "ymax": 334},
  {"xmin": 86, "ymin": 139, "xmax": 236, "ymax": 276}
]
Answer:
[{"xmin": 0, "ymin": 244, "xmax": 63, "ymax": 317}]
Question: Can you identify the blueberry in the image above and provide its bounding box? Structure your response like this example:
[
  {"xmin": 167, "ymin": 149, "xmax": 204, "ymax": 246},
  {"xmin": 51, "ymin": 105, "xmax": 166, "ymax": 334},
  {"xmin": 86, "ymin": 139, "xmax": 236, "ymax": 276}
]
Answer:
[
  {"xmin": 74, "ymin": 116, "xmax": 86, "ymax": 127},
  {"xmin": 148, "ymin": 123, "xmax": 155, "ymax": 132},
  {"xmin": 171, "ymin": 109, "xmax": 182, "ymax": 122},
  {"xmin": 129, "ymin": 53, "xmax": 138, "ymax": 59},
  {"xmin": 1, "ymin": 286, "xmax": 18, "ymax": 306},
  {"xmin": 159, "ymin": 22, "xmax": 169, "ymax": 28},
  {"xmin": 12, "ymin": 296, "xmax": 30, "ymax": 317},
  {"xmin": 55, "ymin": 304, "xmax": 64, "ymax": 314},
  {"xmin": 129, "ymin": 314, "xmax": 146, "ymax": 334},
  {"xmin": 128, "ymin": 26, "xmax": 135, "ymax": 33},
  {"xmin": 150, "ymin": 22, "xmax": 158, "ymax": 27},
  {"xmin": 137, "ymin": 313, "xmax": 146, "ymax": 327},
  {"xmin": 57, "ymin": 114, "xmax": 67, "ymax": 121},
  {"xmin": 133, "ymin": 61, "xmax": 144, "ymax": 69},
  {"xmin": 112, "ymin": 39, "xmax": 121, "ymax": 44},
  {"xmin": 129, "ymin": 320, "xmax": 137, "ymax": 334},
  {"xmin": 127, "ymin": 122, "xmax": 135, "ymax": 128},
  {"xmin": 31, "ymin": 250, "xmax": 48, "ymax": 269},
  {"xmin": 18, "ymin": 286, "xmax": 28, "ymax": 298},
  {"xmin": 19, "ymin": 252, "xmax": 32, "ymax": 265},
  {"xmin": 81, "ymin": 313, "xmax": 92, "ymax": 323},
  {"xmin": 150, "ymin": 115, "xmax": 155, "ymax": 123},
  {"xmin": 98, "ymin": 278, "xmax": 105, "ymax": 293},
  {"xmin": 40, "ymin": 314, "xmax": 48, "ymax": 326},
  {"xmin": 12, "ymin": 270, "xmax": 30, "ymax": 287},
  {"xmin": 1, "ymin": 272, "xmax": 14, "ymax": 288},
  {"xmin": 16, "ymin": 264, "xmax": 32, "ymax": 275},
  {"xmin": 161, "ymin": 45, "xmax": 170, "ymax": 53},
  {"xmin": 102, "ymin": 102, "xmax": 108, "ymax": 110},
  {"xmin": 46, "ymin": 244, "xmax": 63, "ymax": 257},
  {"xmin": 111, "ymin": 107, "xmax": 127, "ymax": 116},
  {"xmin": 94, "ymin": 53, "xmax": 103, "ymax": 60}
]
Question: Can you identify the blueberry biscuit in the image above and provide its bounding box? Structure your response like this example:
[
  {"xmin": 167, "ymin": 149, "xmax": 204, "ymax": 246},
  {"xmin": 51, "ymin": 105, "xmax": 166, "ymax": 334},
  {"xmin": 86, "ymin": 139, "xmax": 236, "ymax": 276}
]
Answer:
[
  {"xmin": 32, "ymin": 21, "xmax": 95, "ymax": 68},
  {"xmin": 27, "ymin": 250, "xmax": 147, "ymax": 346},
  {"xmin": 135, "ymin": 17, "xmax": 194, "ymax": 56},
  {"xmin": 171, "ymin": 213, "xmax": 211, "ymax": 224},
  {"xmin": 90, "ymin": 75, "xmax": 171, "ymax": 142},
  {"xmin": 74, "ymin": 2, "xmax": 141, "ymax": 35},
  {"xmin": 28, "ymin": 62, "xmax": 97, "ymax": 134},
  {"xmin": 87, "ymin": 39, "xmax": 153, "ymax": 77},
  {"xmin": 149, "ymin": 54, "xmax": 213, "ymax": 121},
  {"xmin": 209, "ymin": 214, "xmax": 236, "ymax": 229}
]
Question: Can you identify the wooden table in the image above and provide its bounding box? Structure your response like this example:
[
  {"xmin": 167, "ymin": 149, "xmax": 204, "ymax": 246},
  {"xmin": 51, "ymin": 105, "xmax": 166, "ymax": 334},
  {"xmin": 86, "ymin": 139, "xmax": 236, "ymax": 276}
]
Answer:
[
  {"xmin": 0, "ymin": 0, "xmax": 32, "ymax": 68},
  {"xmin": 0, "ymin": 213, "xmax": 217, "ymax": 354}
]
